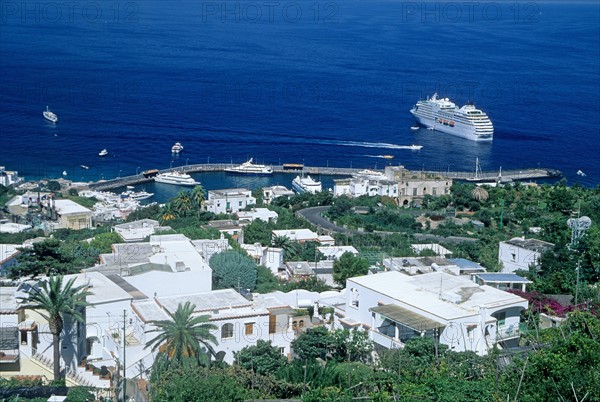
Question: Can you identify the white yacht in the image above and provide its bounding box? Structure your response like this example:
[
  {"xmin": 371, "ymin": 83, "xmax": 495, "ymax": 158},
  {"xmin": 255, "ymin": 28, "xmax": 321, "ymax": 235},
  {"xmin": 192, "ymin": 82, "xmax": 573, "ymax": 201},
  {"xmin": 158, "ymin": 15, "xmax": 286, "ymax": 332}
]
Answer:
[
  {"xmin": 224, "ymin": 158, "xmax": 273, "ymax": 176},
  {"xmin": 410, "ymin": 93, "xmax": 493, "ymax": 141},
  {"xmin": 43, "ymin": 106, "xmax": 58, "ymax": 123},
  {"xmin": 171, "ymin": 142, "xmax": 184, "ymax": 153},
  {"xmin": 121, "ymin": 190, "xmax": 154, "ymax": 200},
  {"xmin": 99, "ymin": 149, "xmax": 108, "ymax": 157},
  {"xmin": 154, "ymin": 171, "xmax": 199, "ymax": 186},
  {"xmin": 292, "ymin": 175, "xmax": 322, "ymax": 194}
]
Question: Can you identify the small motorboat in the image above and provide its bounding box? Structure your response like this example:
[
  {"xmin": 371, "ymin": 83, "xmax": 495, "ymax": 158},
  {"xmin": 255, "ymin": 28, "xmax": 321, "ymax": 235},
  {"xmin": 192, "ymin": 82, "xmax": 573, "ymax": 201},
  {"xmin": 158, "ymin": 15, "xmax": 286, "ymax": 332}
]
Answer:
[
  {"xmin": 171, "ymin": 142, "xmax": 184, "ymax": 153},
  {"xmin": 577, "ymin": 170, "xmax": 586, "ymax": 177},
  {"xmin": 382, "ymin": 155, "xmax": 394, "ymax": 159},
  {"xmin": 81, "ymin": 165, "xmax": 89, "ymax": 170},
  {"xmin": 126, "ymin": 185, "xmax": 135, "ymax": 189},
  {"xmin": 43, "ymin": 106, "xmax": 58, "ymax": 123},
  {"xmin": 99, "ymin": 149, "xmax": 108, "ymax": 157},
  {"xmin": 62, "ymin": 171, "xmax": 67, "ymax": 176},
  {"xmin": 410, "ymin": 126, "xmax": 420, "ymax": 130}
]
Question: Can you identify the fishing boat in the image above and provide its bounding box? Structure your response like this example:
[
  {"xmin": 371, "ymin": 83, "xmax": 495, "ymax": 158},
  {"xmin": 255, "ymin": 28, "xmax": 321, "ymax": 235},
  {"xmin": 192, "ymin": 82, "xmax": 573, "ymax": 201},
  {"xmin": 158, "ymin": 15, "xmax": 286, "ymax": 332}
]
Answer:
[
  {"xmin": 99, "ymin": 149, "xmax": 108, "ymax": 157},
  {"xmin": 43, "ymin": 106, "xmax": 58, "ymax": 123}
]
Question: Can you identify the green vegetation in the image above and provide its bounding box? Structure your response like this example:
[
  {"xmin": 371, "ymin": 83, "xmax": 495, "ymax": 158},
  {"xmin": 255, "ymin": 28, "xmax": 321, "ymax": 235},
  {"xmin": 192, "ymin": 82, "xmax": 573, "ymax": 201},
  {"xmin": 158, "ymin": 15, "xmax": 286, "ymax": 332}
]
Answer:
[
  {"xmin": 145, "ymin": 301, "xmax": 218, "ymax": 372},
  {"xmin": 145, "ymin": 313, "xmax": 600, "ymax": 401},
  {"xmin": 209, "ymin": 250, "xmax": 258, "ymax": 290},
  {"xmin": 332, "ymin": 252, "xmax": 370, "ymax": 286}
]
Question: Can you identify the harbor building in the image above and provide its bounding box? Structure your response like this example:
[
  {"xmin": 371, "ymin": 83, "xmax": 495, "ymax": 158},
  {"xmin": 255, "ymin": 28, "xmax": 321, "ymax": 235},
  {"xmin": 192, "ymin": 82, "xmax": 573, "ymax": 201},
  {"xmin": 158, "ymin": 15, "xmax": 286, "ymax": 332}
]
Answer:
[
  {"xmin": 384, "ymin": 166, "xmax": 452, "ymax": 207},
  {"xmin": 43, "ymin": 199, "xmax": 93, "ymax": 230},
  {"xmin": 333, "ymin": 170, "xmax": 398, "ymax": 198}
]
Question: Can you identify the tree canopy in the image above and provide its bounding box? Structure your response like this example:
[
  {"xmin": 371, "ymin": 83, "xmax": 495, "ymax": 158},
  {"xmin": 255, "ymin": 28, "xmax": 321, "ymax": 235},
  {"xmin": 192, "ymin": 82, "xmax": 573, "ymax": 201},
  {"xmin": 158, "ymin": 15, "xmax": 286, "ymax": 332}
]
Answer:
[
  {"xmin": 209, "ymin": 250, "xmax": 258, "ymax": 290},
  {"xmin": 332, "ymin": 252, "xmax": 370, "ymax": 286}
]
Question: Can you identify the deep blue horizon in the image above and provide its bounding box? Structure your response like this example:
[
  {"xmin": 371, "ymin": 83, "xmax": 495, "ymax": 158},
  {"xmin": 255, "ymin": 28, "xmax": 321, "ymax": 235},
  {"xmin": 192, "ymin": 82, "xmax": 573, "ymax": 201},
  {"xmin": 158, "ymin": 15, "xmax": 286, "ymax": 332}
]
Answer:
[{"xmin": 1, "ymin": 1, "xmax": 599, "ymax": 187}]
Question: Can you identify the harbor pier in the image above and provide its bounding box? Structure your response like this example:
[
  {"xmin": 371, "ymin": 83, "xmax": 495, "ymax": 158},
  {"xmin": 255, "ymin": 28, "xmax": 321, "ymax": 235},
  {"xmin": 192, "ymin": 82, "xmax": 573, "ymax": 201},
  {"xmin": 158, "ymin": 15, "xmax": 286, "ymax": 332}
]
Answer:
[{"xmin": 86, "ymin": 164, "xmax": 561, "ymax": 191}]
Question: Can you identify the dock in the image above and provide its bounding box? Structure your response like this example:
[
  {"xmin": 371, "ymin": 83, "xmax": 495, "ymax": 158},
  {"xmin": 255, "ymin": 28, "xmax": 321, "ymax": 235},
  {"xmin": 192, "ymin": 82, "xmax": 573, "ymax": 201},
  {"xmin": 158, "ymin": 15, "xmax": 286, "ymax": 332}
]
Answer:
[{"xmin": 87, "ymin": 164, "xmax": 561, "ymax": 191}]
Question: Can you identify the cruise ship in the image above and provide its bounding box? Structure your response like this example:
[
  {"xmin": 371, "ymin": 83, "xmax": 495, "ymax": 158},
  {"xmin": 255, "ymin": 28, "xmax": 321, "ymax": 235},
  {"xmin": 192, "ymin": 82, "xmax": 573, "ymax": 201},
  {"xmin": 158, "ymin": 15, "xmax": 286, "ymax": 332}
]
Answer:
[
  {"xmin": 224, "ymin": 158, "xmax": 273, "ymax": 176},
  {"xmin": 292, "ymin": 175, "xmax": 322, "ymax": 194},
  {"xmin": 43, "ymin": 106, "xmax": 58, "ymax": 123},
  {"xmin": 154, "ymin": 171, "xmax": 199, "ymax": 186},
  {"xmin": 410, "ymin": 93, "xmax": 493, "ymax": 141}
]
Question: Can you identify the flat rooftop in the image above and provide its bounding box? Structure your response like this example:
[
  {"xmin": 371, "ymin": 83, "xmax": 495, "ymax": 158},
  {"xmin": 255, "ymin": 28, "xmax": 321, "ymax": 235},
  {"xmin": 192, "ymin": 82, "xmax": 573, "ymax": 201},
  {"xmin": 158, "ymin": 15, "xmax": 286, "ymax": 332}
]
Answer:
[
  {"xmin": 504, "ymin": 237, "xmax": 554, "ymax": 252},
  {"xmin": 475, "ymin": 273, "xmax": 532, "ymax": 284},
  {"xmin": 156, "ymin": 289, "xmax": 251, "ymax": 313},
  {"xmin": 349, "ymin": 271, "xmax": 526, "ymax": 320}
]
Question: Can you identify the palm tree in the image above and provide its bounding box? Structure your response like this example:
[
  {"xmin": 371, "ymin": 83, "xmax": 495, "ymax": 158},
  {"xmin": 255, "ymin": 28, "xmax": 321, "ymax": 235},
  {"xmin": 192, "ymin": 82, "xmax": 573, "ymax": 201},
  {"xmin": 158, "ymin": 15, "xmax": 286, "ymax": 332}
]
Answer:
[
  {"xmin": 145, "ymin": 302, "xmax": 218, "ymax": 366},
  {"xmin": 21, "ymin": 275, "xmax": 92, "ymax": 381},
  {"xmin": 191, "ymin": 185, "xmax": 206, "ymax": 219},
  {"xmin": 172, "ymin": 191, "xmax": 194, "ymax": 216},
  {"xmin": 159, "ymin": 203, "xmax": 177, "ymax": 225},
  {"xmin": 272, "ymin": 235, "xmax": 298, "ymax": 260}
]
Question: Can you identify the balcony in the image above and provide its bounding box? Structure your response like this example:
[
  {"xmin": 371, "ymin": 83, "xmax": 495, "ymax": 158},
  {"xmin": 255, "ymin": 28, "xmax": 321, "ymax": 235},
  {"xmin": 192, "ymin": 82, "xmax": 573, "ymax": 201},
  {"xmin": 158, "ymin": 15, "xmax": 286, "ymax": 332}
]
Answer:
[
  {"xmin": 496, "ymin": 323, "xmax": 521, "ymax": 341},
  {"xmin": 369, "ymin": 329, "xmax": 404, "ymax": 349}
]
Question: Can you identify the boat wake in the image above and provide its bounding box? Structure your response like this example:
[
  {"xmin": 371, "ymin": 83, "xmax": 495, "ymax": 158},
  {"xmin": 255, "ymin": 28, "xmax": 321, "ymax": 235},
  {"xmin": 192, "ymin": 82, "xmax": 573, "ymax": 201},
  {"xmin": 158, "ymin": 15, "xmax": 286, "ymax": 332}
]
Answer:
[{"xmin": 316, "ymin": 139, "xmax": 419, "ymax": 150}]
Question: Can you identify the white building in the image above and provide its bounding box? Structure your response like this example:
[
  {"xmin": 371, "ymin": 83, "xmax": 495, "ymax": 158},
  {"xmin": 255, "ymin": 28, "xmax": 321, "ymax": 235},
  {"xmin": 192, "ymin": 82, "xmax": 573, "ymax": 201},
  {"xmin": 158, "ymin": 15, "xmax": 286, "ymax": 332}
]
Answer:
[
  {"xmin": 241, "ymin": 243, "xmax": 284, "ymax": 275},
  {"xmin": 237, "ymin": 208, "xmax": 278, "ymax": 223},
  {"xmin": 204, "ymin": 188, "xmax": 256, "ymax": 214},
  {"xmin": 338, "ymin": 271, "xmax": 528, "ymax": 355},
  {"xmin": 262, "ymin": 186, "xmax": 294, "ymax": 205},
  {"xmin": 113, "ymin": 219, "xmax": 172, "ymax": 242},
  {"xmin": 0, "ymin": 166, "xmax": 22, "ymax": 187},
  {"xmin": 317, "ymin": 245, "xmax": 359, "ymax": 260},
  {"xmin": 92, "ymin": 234, "xmax": 213, "ymax": 296},
  {"xmin": 272, "ymin": 229, "xmax": 335, "ymax": 245},
  {"xmin": 131, "ymin": 289, "xmax": 296, "ymax": 365},
  {"xmin": 498, "ymin": 237, "xmax": 554, "ymax": 273},
  {"xmin": 333, "ymin": 170, "xmax": 398, "ymax": 198},
  {"xmin": 411, "ymin": 243, "xmax": 453, "ymax": 257},
  {"xmin": 45, "ymin": 199, "xmax": 93, "ymax": 230}
]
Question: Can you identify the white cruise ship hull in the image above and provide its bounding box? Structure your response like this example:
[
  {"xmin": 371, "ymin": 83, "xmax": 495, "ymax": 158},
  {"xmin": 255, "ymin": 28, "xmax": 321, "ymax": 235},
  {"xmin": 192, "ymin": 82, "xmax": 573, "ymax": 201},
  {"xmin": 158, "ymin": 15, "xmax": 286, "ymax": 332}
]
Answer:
[
  {"xmin": 292, "ymin": 178, "xmax": 322, "ymax": 194},
  {"xmin": 411, "ymin": 111, "xmax": 492, "ymax": 141}
]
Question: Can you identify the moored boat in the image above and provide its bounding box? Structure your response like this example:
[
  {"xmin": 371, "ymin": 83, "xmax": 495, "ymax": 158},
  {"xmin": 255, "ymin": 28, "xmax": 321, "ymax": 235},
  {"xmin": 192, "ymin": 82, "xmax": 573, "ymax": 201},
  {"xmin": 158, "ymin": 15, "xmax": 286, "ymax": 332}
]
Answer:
[
  {"xmin": 154, "ymin": 171, "xmax": 199, "ymax": 186},
  {"xmin": 292, "ymin": 175, "xmax": 322, "ymax": 194},
  {"xmin": 224, "ymin": 158, "xmax": 273, "ymax": 176}
]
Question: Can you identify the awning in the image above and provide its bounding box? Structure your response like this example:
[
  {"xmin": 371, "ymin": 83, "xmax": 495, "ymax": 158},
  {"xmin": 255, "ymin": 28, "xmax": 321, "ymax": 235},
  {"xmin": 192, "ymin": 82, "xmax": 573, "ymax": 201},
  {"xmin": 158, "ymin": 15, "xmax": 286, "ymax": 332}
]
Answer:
[{"xmin": 370, "ymin": 305, "xmax": 444, "ymax": 332}]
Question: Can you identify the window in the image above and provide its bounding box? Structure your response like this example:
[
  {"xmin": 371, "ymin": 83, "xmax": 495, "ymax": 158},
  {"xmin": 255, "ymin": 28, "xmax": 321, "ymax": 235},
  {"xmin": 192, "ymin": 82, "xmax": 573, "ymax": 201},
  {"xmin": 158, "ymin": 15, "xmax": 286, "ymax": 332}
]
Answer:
[
  {"xmin": 299, "ymin": 320, "xmax": 305, "ymax": 328},
  {"xmin": 269, "ymin": 315, "xmax": 276, "ymax": 334},
  {"xmin": 495, "ymin": 312, "xmax": 506, "ymax": 327},
  {"xmin": 432, "ymin": 188, "xmax": 437, "ymax": 195},
  {"xmin": 351, "ymin": 288, "xmax": 359, "ymax": 308},
  {"xmin": 511, "ymin": 253, "xmax": 517, "ymax": 262},
  {"xmin": 245, "ymin": 322, "xmax": 254, "ymax": 336},
  {"xmin": 239, "ymin": 201, "xmax": 243, "ymax": 206},
  {"xmin": 221, "ymin": 323, "xmax": 234, "ymax": 339}
]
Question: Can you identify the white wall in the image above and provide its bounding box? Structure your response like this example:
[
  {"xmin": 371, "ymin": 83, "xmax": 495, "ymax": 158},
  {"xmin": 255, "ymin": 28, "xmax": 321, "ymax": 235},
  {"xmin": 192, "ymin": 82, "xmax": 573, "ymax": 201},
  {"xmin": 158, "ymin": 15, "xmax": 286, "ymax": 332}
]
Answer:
[{"xmin": 499, "ymin": 242, "xmax": 541, "ymax": 273}]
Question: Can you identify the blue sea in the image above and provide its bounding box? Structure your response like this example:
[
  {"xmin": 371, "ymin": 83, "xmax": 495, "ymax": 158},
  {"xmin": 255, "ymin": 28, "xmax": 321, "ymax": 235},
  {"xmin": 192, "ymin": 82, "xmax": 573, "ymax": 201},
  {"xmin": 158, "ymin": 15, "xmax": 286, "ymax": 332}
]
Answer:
[{"xmin": 1, "ymin": 0, "xmax": 599, "ymax": 196}]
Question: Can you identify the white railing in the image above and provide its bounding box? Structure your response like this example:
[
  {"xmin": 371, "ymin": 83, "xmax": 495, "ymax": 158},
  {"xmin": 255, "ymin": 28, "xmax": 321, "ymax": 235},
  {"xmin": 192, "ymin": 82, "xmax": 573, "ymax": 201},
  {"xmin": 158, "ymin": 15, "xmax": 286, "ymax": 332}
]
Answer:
[
  {"xmin": 497, "ymin": 323, "xmax": 520, "ymax": 340},
  {"xmin": 369, "ymin": 329, "xmax": 404, "ymax": 349}
]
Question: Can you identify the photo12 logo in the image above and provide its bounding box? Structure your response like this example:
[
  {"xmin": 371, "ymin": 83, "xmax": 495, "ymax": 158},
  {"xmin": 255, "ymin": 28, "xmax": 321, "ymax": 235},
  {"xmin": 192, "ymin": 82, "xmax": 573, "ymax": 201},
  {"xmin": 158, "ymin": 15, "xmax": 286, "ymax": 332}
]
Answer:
[
  {"xmin": 400, "ymin": 2, "xmax": 541, "ymax": 23},
  {"xmin": 200, "ymin": 1, "xmax": 339, "ymax": 23},
  {"xmin": 1, "ymin": 81, "xmax": 141, "ymax": 105},
  {"xmin": 0, "ymin": 1, "xmax": 139, "ymax": 24}
]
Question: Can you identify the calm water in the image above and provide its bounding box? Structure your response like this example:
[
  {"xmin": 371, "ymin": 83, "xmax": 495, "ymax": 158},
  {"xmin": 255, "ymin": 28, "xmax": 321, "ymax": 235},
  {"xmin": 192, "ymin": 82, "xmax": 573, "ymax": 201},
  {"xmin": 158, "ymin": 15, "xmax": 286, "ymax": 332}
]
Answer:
[{"xmin": 1, "ymin": 1, "xmax": 599, "ymax": 192}]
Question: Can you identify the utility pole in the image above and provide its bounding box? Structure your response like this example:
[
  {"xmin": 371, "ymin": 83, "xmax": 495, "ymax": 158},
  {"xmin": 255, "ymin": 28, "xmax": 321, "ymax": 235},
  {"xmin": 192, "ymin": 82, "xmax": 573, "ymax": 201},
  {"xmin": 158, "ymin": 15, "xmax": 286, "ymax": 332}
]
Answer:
[{"xmin": 122, "ymin": 310, "xmax": 127, "ymax": 402}]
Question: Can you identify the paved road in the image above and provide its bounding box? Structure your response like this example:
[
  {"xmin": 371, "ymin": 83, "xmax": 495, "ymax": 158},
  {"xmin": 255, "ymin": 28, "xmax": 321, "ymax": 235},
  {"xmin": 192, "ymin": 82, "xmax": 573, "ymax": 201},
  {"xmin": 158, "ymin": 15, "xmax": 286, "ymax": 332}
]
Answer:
[{"xmin": 297, "ymin": 206, "xmax": 477, "ymax": 243}]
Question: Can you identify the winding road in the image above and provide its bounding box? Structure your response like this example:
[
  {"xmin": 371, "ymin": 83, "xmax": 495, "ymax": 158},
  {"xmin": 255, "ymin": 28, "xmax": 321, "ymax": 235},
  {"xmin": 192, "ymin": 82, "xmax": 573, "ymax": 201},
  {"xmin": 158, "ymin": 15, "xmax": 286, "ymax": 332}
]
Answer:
[{"xmin": 297, "ymin": 206, "xmax": 477, "ymax": 243}]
